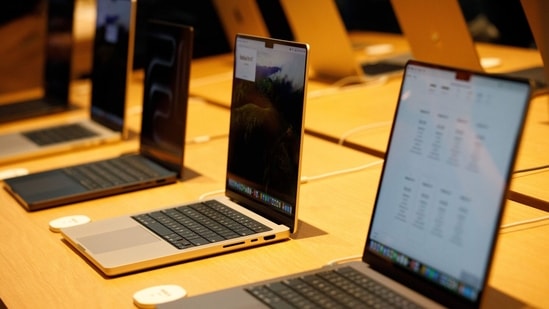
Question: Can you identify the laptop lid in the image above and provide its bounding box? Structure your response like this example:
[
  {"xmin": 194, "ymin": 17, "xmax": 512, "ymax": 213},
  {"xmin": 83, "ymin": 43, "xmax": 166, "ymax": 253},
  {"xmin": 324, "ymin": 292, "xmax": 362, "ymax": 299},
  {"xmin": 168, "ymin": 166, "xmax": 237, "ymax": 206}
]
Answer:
[
  {"xmin": 391, "ymin": 0, "xmax": 546, "ymax": 93},
  {"xmin": 363, "ymin": 60, "xmax": 531, "ymax": 308},
  {"xmin": 0, "ymin": 0, "xmax": 74, "ymax": 121},
  {"xmin": 90, "ymin": 0, "xmax": 136, "ymax": 139},
  {"xmin": 390, "ymin": 0, "xmax": 484, "ymax": 71},
  {"xmin": 279, "ymin": 0, "xmax": 361, "ymax": 80},
  {"xmin": 212, "ymin": 0, "xmax": 270, "ymax": 50},
  {"xmin": 520, "ymin": 0, "xmax": 549, "ymax": 85},
  {"xmin": 225, "ymin": 34, "xmax": 309, "ymax": 233},
  {"xmin": 139, "ymin": 20, "xmax": 193, "ymax": 178}
]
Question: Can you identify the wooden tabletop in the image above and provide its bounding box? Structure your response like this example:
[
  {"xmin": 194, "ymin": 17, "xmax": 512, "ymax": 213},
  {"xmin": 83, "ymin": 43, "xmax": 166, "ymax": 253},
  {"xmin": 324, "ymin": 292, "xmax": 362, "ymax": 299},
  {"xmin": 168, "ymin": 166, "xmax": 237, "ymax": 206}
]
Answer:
[
  {"xmin": 1, "ymin": 30, "xmax": 548, "ymax": 308},
  {"xmin": 509, "ymin": 94, "xmax": 549, "ymax": 211},
  {"xmin": 1, "ymin": 130, "xmax": 548, "ymax": 308},
  {"xmin": 0, "ymin": 132, "xmax": 384, "ymax": 308}
]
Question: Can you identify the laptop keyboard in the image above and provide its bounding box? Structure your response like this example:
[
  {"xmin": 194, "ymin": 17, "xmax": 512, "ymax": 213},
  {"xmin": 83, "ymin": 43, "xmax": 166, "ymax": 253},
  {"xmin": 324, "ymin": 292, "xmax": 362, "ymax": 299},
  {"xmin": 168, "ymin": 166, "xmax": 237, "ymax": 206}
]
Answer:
[
  {"xmin": 0, "ymin": 99, "xmax": 66, "ymax": 123},
  {"xmin": 63, "ymin": 155, "xmax": 163, "ymax": 190},
  {"xmin": 246, "ymin": 266, "xmax": 423, "ymax": 309},
  {"xmin": 23, "ymin": 123, "xmax": 98, "ymax": 146},
  {"xmin": 132, "ymin": 199, "xmax": 273, "ymax": 249}
]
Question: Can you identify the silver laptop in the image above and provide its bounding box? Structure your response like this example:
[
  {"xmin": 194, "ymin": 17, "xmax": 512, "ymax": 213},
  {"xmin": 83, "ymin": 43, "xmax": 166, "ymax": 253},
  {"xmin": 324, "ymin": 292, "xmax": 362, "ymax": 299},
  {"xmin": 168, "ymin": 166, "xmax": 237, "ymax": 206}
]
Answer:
[
  {"xmin": 520, "ymin": 0, "xmax": 549, "ymax": 93},
  {"xmin": 0, "ymin": 0, "xmax": 137, "ymax": 165},
  {"xmin": 59, "ymin": 34, "xmax": 310, "ymax": 276},
  {"xmin": 212, "ymin": 0, "xmax": 270, "ymax": 50},
  {"xmin": 0, "ymin": 0, "xmax": 74, "ymax": 122},
  {"xmin": 160, "ymin": 60, "xmax": 532, "ymax": 309},
  {"xmin": 390, "ymin": 0, "xmax": 547, "ymax": 92},
  {"xmin": 3, "ymin": 20, "xmax": 193, "ymax": 211},
  {"xmin": 279, "ymin": 0, "xmax": 406, "ymax": 82}
]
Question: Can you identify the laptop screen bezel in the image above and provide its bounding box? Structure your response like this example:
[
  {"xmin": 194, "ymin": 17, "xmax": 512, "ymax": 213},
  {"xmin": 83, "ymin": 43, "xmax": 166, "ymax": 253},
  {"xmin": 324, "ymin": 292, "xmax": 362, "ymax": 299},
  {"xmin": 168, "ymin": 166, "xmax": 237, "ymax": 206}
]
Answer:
[
  {"xmin": 362, "ymin": 60, "xmax": 531, "ymax": 309},
  {"xmin": 225, "ymin": 34, "xmax": 309, "ymax": 233}
]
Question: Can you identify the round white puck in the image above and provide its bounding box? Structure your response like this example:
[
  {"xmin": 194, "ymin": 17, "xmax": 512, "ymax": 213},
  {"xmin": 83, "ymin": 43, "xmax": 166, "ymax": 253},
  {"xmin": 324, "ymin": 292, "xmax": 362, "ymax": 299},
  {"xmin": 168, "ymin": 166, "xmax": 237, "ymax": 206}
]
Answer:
[
  {"xmin": 49, "ymin": 215, "xmax": 91, "ymax": 232},
  {"xmin": 480, "ymin": 57, "xmax": 502, "ymax": 69},
  {"xmin": 365, "ymin": 43, "xmax": 395, "ymax": 56},
  {"xmin": 133, "ymin": 284, "xmax": 187, "ymax": 308}
]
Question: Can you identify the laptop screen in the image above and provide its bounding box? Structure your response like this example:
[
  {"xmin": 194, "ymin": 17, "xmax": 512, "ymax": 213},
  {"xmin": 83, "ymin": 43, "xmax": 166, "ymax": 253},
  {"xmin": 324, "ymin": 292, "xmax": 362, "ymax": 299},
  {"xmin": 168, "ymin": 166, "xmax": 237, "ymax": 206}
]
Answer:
[
  {"xmin": 365, "ymin": 61, "xmax": 530, "ymax": 307},
  {"xmin": 90, "ymin": 0, "xmax": 135, "ymax": 134},
  {"xmin": 226, "ymin": 34, "xmax": 309, "ymax": 233},
  {"xmin": 140, "ymin": 20, "xmax": 193, "ymax": 177}
]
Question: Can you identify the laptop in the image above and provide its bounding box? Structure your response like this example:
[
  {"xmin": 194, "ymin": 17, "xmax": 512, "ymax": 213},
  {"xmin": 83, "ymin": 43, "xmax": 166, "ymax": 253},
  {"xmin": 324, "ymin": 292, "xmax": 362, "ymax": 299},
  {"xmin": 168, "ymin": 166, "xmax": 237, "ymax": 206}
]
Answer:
[
  {"xmin": 0, "ymin": 0, "xmax": 137, "ymax": 165},
  {"xmin": 3, "ymin": 20, "xmax": 194, "ymax": 211},
  {"xmin": 520, "ymin": 0, "xmax": 549, "ymax": 93},
  {"xmin": 0, "ymin": 0, "xmax": 75, "ymax": 123},
  {"xmin": 390, "ymin": 0, "xmax": 547, "ymax": 93},
  {"xmin": 160, "ymin": 60, "xmax": 532, "ymax": 309},
  {"xmin": 59, "ymin": 34, "xmax": 310, "ymax": 276},
  {"xmin": 279, "ymin": 0, "xmax": 406, "ymax": 82},
  {"xmin": 212, "ymin": 0, "xmax": 270, "ymax": 50}
]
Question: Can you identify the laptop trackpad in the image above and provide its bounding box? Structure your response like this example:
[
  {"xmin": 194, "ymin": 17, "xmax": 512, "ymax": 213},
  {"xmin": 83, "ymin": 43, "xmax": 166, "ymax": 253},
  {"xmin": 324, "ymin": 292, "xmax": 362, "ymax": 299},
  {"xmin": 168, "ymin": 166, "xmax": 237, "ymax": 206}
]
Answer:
[
  {"xmin": 6, "ymin": 170, "xmax": 87, "ymax": 203},
  {"xmin": 78, "ymin": 227, "xmax": 159, "ymax": 254}
]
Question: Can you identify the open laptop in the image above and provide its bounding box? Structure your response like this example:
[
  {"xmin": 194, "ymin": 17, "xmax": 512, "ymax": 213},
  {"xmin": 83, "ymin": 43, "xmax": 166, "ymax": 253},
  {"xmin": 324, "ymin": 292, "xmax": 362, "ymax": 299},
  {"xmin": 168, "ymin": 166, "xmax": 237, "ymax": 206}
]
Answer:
[
  {"xmin": 0, "ymin": 0, "xmax": 75, "ymax": 123},
  {"xmin": 212, "ymin": 0, "xmax": 270, "ymax": 50},
  {"xmin": 520, "ymin": 0, "xmax": 549, "ymax": 94},
  {"xmin": 3, "ymin": 20, "xmax": 194, "ymax": 211},
  {"xmin": 390, "ymin": 0, "xmax": 547, "ymax": 93},
  {"xmin": 161, "ymin": 60, "xmax": 532, "ymax": 309},
  {"xmin": 279, "ymin": 0, "xmax": 407, "ymax": 82},
  {"xmin": 59, "ymin": 34, "xmax": 310, "ymax": 276},
  {"xmin": 0, "ymin": 0, "xmax": 137, "ymax": 165}
]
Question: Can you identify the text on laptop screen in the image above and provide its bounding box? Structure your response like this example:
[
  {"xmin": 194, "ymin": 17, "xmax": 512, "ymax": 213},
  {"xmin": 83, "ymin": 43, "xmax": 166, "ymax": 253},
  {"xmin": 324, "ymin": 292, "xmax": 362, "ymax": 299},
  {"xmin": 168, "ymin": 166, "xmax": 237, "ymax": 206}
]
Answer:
[
  {"xmin": 227, "ymin": 36, "xmax": 307, "ymax": 224},
  {"xmin": 368, "ymin": 63, "xmax": 529, "ymax": 302},
  {"xmin": 90, "ymin": 0, "xmax": 134, "ymax": 131}
]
